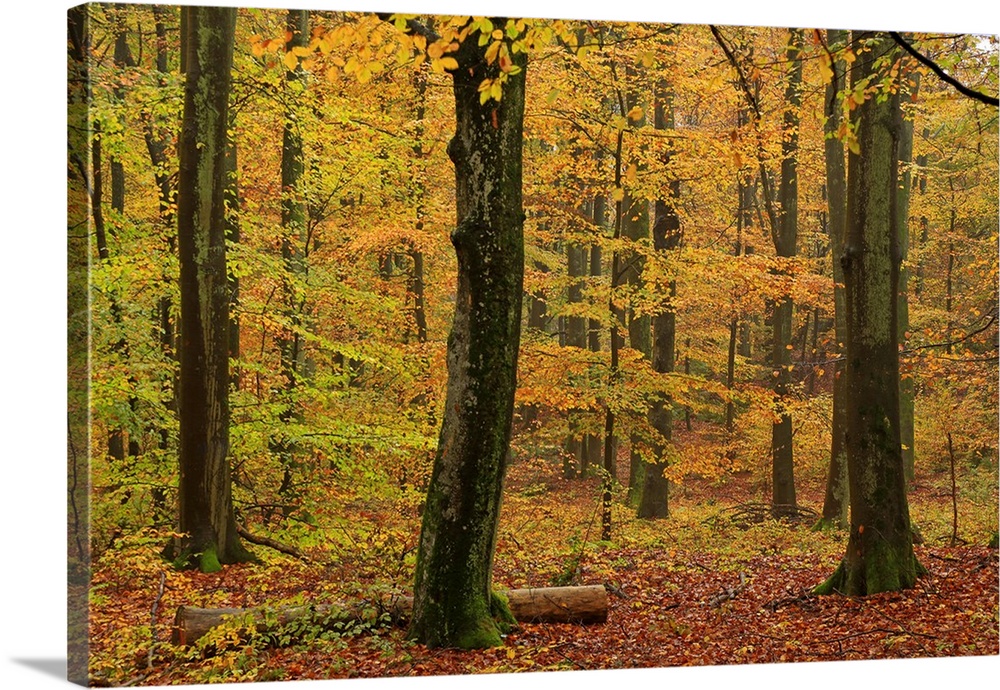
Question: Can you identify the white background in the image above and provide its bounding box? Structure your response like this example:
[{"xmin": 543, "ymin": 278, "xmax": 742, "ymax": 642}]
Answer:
[{"xmin": 2, "ymin": 1, "xmax": 996, "ymax": 689}]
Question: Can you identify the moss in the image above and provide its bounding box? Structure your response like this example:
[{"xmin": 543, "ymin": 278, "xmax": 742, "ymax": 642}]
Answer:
[
  {"xmin": 810, "ymin": 517, "xmax": 846, "ymax": 533},
  {"xmin": 199, "ymin": 545, "xmax": 222, "ymax": 573},
  {"xmin": 490, "ymin": 590, "xmax": 518, "ymax": 634}
]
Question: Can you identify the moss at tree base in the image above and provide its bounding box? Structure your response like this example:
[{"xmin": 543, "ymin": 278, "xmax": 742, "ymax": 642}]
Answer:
[{"xmin": 814, "ymin": 540, "xmax": 924, "ymax": 596}]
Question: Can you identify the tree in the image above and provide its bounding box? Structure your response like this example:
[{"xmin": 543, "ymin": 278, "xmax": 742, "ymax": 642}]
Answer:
[
  {"xmin": 815, "ymin": 32, "xmax": 923, "ymax": 596},
  {"xmin": 174, "ymin": 5, "xmax": 253, "ymax": 572},
  {"xmin": 405, "ymin": 17, "xmax": 527, "ymax": 650},
  {"xmin": 638, "ymin": 77, "xmax": 680, "ymax": 519},
  {"xmin": 769, "ymin": 28, "xmax": 804, "ymax": 519},
  {"xmin": 816, "ymin": 28, "xmax": 850, "ymax": 530}
]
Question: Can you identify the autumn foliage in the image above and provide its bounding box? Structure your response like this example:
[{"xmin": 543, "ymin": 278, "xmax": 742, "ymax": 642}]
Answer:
[{"xmin": 69, "ymin": 4, "xmax": 998, "ymax": 685}]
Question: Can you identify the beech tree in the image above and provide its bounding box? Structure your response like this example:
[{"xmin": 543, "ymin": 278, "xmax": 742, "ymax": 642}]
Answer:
[
  {"xmin": 174, "ymin": 5, "xmax": 253, "ymax": 572},
  {"xmin": 400, "ymin": 17, "xmax": 528, "ymax": 649},
  {"xmin": 815, "ymin": 32, "xmax": 923, "ymax": 595}
]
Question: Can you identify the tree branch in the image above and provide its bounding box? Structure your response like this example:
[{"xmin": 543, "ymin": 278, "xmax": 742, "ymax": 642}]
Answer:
[{"xmin": 889, "ymin": 32, "xmax": 998, "ymax": 107}]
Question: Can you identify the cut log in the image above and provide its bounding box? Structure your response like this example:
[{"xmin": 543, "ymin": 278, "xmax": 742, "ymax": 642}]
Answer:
[{"xmin": 172, "ymin": 585, "xmax": 607, "ymax": 646}]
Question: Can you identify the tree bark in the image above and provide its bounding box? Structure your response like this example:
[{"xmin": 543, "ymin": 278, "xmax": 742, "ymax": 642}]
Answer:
[
  {"xmin": 817, "ymin": 28, "xmax": 849, "ymax": 530},
  {"xmin": 815, "ymin": 32, "xmax": 922, "ymax": 596},
  {"xmin": 175, "ymin": 5, "xmax": 252, "ymax": 572},
  {"xmin": 770, "ymin": 28, "xmax": 803, "ymax": 519},
  {"xmin": 407, "ymin": 24, "xmax": 527, "ymax": 650},
  {"xmin": 896, "ymin": 69, "xmax": 920, "ymax": 484},
  {"xmin": 274, "ymin": 8, "xmax": 310, "ymax": 507},
  {"xmin": 585, "ymin": 195, "xmax": 605, "ymax": 472},
  {"xmin": 638, "ymin": 78, "xmax": 679, "ymax": 519}
]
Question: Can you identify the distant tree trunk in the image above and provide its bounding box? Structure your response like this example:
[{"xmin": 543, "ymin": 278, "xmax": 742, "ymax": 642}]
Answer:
[
  {"xmin": 563, "ymin": 239, "xmax": 588, "ymax": 478},
  {"xmin": 602, "ymin": 125, "xmax": 626, "ymax": 542},
  {"xmin": 409, "ymin": 64, "xmax": 430, "ymax": 344},
  {"xmin": 815, "ymin": 32, "xmax": 922, "ymax": 596},
  {"xmin": 149, "ymin": 5, "xmax": 177, "ymax": 523},
  {"xmin": 407, "ymin": 26, "xmax": 526, "ymax": 650},
  {"xmin": 585, "ymin": 195, "xmax": 605, "ymax": 473},
  {"xmin": 175, "ymin": 5, "xmax": 252, "ymax": 572},
  {"xmin": 274, "ymin": 8, "xmax": 310, "ymax": 506},
  {"xmin": 817, "ymin": 28, "xmax": 849, "ymax": 531},
  {"xmin": 896, "ymin": 69, "xmax": 920, "ymax": 484},
  {"xmin": 638, "ymin": 79, "xmax": 680, "ymax": 520},
  {"xmin": 621, "ymin": 84, "xmax": 650, "ymax": 505},
  {"xmin": 770, "ymin": 28, "xmax": 803, "ymax": 519}
]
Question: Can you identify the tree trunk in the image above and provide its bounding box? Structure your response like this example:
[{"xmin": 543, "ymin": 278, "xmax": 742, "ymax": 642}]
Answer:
[
  {"xmin": 407, "ymin": 26, "xmax": 527, "ymax": 650},
  {"xmin": 175, "ymin": 5, "xmax": 251, "ymax": 572},
  {"xmin": 563, "ymin": 240, "xmax": 588, "ymax": 477},
  {"xmin": 897, "ymin": 70, "xmax": 919, "ymax": 484},
  {"xmin": 173, "ymin": 585, "xmax": 607, "ymax": 646},
  {"xmin": 274, "ymin": 8, "xmax": 310, "ymax": 506},
  {"xmin": 815, "ymin": 33, "xmax": 922, "ymax": 596},
  {"xmin": 770, "ymin": 28, "xmax": 803, "ymax": 519},
  {"xmin": 817, "ymin": 28, "xmax": 849, "ymax": 531},
  {"xmin": 585, "ymin": 195, "xmax": 605, "ymax": 473},
  {"xmin": 638, "ymin": 79, "xmax": 679, "ymax": 520}
]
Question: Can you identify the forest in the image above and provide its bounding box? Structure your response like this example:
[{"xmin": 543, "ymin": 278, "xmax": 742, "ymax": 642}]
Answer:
[{"xmin": 66, "ymin": 2, "xmax": 998, "ymax": 686}]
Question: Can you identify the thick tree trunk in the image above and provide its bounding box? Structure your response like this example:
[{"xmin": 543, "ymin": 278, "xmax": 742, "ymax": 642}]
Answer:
[
  {"xmin": 175, "ymin": 5, "xmax": 251, "ymax": 572},
  {"xmin": 770, "ymin": 28, "xmax": 803, "ymax": 519},
  {"xmin": 173, "ymin": 585, "xmax": 607, "ymax": 646},
  {"xmin": 407, "ymin": 26, "xmax": 526, "ymax": 650},
  {"xmin": 815, "ymin": 33, "xmax": 922, "ymax": 596},
  {"xmin": 638, "ymin": 80, "xmax": 679, "ymax": 520},
  {"xmin": 817, "ymin": 28, "xmax": 850, "ymax": 530}
]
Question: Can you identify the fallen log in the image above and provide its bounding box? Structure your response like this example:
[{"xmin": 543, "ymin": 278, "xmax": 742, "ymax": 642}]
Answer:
[{"xmin": 172, "ymin": 585, "xmax": 607, "ymax": 646}]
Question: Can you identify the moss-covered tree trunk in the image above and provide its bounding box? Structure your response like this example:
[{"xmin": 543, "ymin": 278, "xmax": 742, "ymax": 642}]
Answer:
[
  {"xmin": 407, "ymin": 25, "xmax": 526, "ymax": 650},
  {"xmin": 585, "ymin": 195, "xmax": 605, "ymax": 473},
  {"xmin": 175, "ymin": 5, "xmax": 252, "ymax": 572},
  {"xmin": 770, "ymin": 28, "xmax": 803, "ymax": 519},
  {"xmin": 563, "ymin": 240, "xmax": 588, "ymax": 478},
  {"xmin": 815, "ymin": 32, "xmax": 922, "ymax": 596},
  {"xmin": 638, "ymin": 79, "xmax": 679, "ymax": 519},
  {"xmin": 817, "ymin": 28, "xmax": 850, "ymax": 530}
]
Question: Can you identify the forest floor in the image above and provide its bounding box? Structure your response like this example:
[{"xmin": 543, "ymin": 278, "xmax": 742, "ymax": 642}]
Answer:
[{"xmin": 87, "ymin": 453, "xmax": 999, "ymax": 686}]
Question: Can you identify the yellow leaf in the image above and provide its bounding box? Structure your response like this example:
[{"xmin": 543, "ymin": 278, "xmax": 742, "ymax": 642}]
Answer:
[
  {"xmin": 625, "ymin": 163, "xmax": 637, "ymax": 183},
  {"xmin": 428, "ymin": 41, "xmax": 445, "ymax": 59},
  {"xmin": 506, "ymin": 647, "xmax": 515, "ymax": 659},
  {"xmin": 492, "ymin": 29, "xmax": 504, "ymax": 40},
  {"xmin": 611, "ymin": 187, "xmax": 625, "ymax": 202},
  {"xmin": 292, "ymin": 46, "xmax": 312, "ymax": 57},
  {"xmin": 485, "ymin": 40, "xmax": 502, "ymax": 64},
  {"xmin": 480, "ymin": 89, "xmax": 491, "ymax": 105},
  {"xmin": 283, "ymin": 51, "xmax": 298, "ymax": 71},
  {"xmin": 326, "ymin": 65, "xmax": 340, "ymax": 82},
  {"xmin": 491, "ymin": 81, "xmax": 503, "ymax": 102},
  {"xmin": 439, "ymin": 56, "xmax": 459, "ymax": 71},
  {"xmin": 627, "ymin": 105, "xmax": 644, "ymax": 121},
  {"xmin": 413, "ymin": 34, "xmax": 427, "ymax": 53}
]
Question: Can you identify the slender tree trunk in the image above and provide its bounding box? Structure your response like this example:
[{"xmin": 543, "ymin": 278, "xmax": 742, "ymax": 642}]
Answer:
[
  {"xmin": 817, "ymin": 28, "xmax": 849, "ymax": 530},
  {"xmin": 585, "ymin": 195, "xmax": 605, "ymax": 473},
  {"xmin": 638, "ymin": 78, "xmax": 679, "ymax": 519},
  {"xmin": 563, "ymin": 239, "xmax": 588, "ymax": 478},
  {"xmin": 407, "ymin": 26, "xmax": 526, "ymax": 650},
  {"xmin": 769, "ymin": 28, "xmax": 803, "ymax": 519},
  {"xmin": 602, "ymin": 126, "xmax": 626, "ymax": 542},
  {"xmin": 816, "ymin": 33, "xmax": 922, "ymax": 596},
  {"xmin": 175, "ymin": 5, "xmax": 251, "ymax": 572},
  {"xmin": 273, "ymin": 9, "xmax": 310, "ymax": 505},
  {"xmin": 897, "ymin": 70, "xmax": 920, "ymax": 484}
]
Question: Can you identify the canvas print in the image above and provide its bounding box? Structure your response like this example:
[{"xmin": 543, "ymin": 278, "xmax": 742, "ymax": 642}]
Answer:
[{"xmin": 67, "ymin": 2, "xmax": 999, "ymax": 686}]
